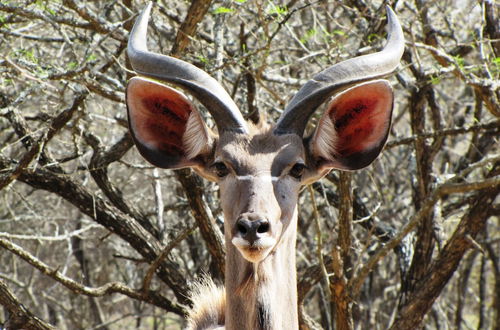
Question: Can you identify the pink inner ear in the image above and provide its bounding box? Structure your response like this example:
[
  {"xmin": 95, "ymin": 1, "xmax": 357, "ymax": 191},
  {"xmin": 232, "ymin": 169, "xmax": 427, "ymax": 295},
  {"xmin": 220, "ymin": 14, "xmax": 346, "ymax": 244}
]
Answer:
[
  {"xmin": 328, "ymin": 81, "xmax": 392, "ymax": 157},
  {"xmin": 127, "ymin": 78, "xmax": 193, "ymax": 157}
]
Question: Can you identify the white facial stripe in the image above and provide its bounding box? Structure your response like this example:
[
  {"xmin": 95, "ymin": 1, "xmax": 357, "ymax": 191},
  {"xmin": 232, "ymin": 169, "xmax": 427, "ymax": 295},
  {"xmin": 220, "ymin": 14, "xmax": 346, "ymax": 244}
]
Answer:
[{"xmin": 235, "ymin": 175, "xmax": 280, "ymax": 182}]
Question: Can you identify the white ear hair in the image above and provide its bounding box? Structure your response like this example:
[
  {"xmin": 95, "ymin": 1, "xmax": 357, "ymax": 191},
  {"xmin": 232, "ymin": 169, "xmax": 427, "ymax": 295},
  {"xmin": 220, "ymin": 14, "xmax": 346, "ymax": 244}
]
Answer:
[
  {"xmin": 310, "ymin": 111, "xmax": 338, "ymax": 160},
  {"xmin": 183, "ymin": 111, "xmax": 212, "ymax": 160},
  {"xmin": 307, "ymin": 80, "xmax": 394, "ymax": 170}
]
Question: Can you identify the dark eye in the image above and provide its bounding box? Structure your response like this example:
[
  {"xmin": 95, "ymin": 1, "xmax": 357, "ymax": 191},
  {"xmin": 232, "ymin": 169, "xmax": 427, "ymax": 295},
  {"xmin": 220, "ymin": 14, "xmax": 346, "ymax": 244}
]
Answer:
[
  {"xmin": 213, "ymin": 162, "xmax": 229, "ymax": 178},
  {"xmin": 289, "ymin": 163, "xmax": 306, "ymax": 180}
]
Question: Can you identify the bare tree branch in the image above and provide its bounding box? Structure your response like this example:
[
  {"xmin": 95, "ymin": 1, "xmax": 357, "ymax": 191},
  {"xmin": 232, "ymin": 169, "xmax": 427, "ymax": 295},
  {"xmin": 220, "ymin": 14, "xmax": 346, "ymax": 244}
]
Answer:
[
  {"xmin": 0, "ymin": 279, "xmax": 55, "ymax": 330},
  {"xmin": 0, "ymin": 238, "xmax": 184, "ymax": 315}
]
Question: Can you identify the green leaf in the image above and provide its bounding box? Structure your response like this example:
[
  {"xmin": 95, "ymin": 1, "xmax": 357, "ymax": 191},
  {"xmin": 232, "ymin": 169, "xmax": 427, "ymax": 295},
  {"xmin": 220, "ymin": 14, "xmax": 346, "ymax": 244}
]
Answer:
[
  {"xmin": 332, "ymin": 29, "xmax": 345, "ymax": 36},
  {"xmin": 213, "ymin": 6, "xmax": 235, "ymax": 14},
  {"xmin": 86, "ymin": 54, "xmax": 97, "ymax": 62},
  {"xmin": 367, "ymin": 33, "xmax": 380, "ymax": 43},
  {"xmin": 453, "ymin": 55, "xmax": 465, "ymax": 68},
  {"xmin": 14, "ymin": 48, "xmax": 38, "ymax": 64},
  {"xmin": 428, "ymin": 75, "xmax": 441, "ymax": 85},
  {"xmin": 197, "ymin": 55, "xmax": 208, "ymax": 64},
  {"xmin": 35, "ymin": 0, "xmax": 56, "ymax": 15},
  {"xmin": 300, "ymin": 28, "xmax": 318, "ymax": 44},
  {"xmin": 492, "ymin": 57, "xmax": 500, "ymax": 74},
  {"xmin": 67, "ymin": 62, "xmax": 78, "ymax": 70},
  {"xmin": 2, "ymin": 78, "xmax": 13, "ymax": 86},
  {"xmin": 267, "ymin": 5, "xmax": 287, "ymax": 16}
]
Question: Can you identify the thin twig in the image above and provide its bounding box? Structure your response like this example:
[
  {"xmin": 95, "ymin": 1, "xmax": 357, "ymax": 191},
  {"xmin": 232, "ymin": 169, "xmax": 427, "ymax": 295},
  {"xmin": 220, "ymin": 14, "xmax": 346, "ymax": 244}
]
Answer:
[
  {"xmin": 142, "ymin": 225, "xmax": 197, "ymax": 292},
  {"xmin": 0, "ymin": 237, "xmax": 184, "ymax": 315},
  {"xmin": 0, "ymin": 224, "xmax": 101, "ymax": 241},
  {"xmin": 307, "ymin": 185, "xmax": 332, "ymax": 299},
  {"xmin": 0, "ymin": 279, "xmax": 55, "ymax": 330},
  {"xmin": 349, "ymin": 176, "xmax": 500, "ymax": 297},
  {"xmin": 386, "ymin": 120, "xmax": 500, "ymax": 149},
  {"xmin": 0, "ymin": 91, "xmax": 87, "ymax": 190}
]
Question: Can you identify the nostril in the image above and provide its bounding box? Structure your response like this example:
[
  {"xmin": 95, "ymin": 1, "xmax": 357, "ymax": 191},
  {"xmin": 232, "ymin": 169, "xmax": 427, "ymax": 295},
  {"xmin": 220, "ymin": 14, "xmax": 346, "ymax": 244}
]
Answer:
[
  {"xmin": 257, "ymin": 221, "xmax": 270, "ymax": 234},
  {"xmin": 237, "ymin": 222, "xmax": 248, "ymax": 235},
  {"xmin": 235, "ymin": 217, "xmax": 270, "ymax": 243}
]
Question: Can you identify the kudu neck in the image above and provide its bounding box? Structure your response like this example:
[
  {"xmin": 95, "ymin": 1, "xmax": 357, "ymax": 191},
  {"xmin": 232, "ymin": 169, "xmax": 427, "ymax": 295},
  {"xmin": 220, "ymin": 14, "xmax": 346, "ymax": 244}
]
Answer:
[{"xmin": 225, "ymin": 216, "xmax": 299, "ymax": 330}]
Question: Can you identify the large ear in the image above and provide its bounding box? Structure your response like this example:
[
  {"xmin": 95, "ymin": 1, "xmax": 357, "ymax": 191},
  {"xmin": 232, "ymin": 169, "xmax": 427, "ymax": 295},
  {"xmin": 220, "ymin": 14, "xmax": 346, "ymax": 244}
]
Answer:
[
  {"xmin": 126, "ymin": 77, "xmax": 213, "ymax": 169},
  {"xmin": 309, "ymin": 80, "xmax": 393, "ymax": 170}
]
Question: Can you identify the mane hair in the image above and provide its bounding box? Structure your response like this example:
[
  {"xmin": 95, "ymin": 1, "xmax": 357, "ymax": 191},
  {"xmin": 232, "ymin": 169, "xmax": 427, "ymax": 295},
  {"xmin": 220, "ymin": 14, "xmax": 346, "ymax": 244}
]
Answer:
[{"xmin": 186, "ymin": 277, "xmax": 226, "ymax": 330}]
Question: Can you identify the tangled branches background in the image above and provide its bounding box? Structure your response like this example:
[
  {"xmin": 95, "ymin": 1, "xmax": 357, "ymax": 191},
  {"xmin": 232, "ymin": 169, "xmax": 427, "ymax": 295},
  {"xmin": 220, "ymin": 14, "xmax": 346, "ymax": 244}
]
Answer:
[{"xmin": 0, "ymin": 0, "xmax": 499, "ymax": 329}]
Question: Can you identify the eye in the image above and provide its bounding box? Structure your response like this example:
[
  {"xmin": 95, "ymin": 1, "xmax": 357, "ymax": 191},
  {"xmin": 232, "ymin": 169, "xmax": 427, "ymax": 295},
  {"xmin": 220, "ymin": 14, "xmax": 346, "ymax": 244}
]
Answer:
[
  {"xmin": 289, "ymin": 163, "xmax": 306, "ymax": 180},
  {"xmin": 212, "ymin": 162, "xmax": 229, "ymax": 178}
]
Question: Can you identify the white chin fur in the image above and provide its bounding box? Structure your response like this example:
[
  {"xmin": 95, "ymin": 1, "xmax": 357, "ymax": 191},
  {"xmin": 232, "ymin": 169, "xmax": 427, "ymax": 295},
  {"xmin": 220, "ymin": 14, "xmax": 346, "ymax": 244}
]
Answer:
[{"xmin": 231, "ymin": 237, "xmax": 276, "ymax": 263}]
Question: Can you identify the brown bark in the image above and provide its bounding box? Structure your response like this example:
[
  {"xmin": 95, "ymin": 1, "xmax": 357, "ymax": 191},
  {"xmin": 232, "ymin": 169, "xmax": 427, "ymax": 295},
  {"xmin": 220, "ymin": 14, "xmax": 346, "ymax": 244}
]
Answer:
[
  {"xmin": 159, "ymin": 0, "xmax": 226, "ymax": 280},
  {"xmin": 390, "ymin": 163, "xmax": 500, "ymax": 329},
  {"xmin": 71, "ymin": 221, "xmax": 108, "ymax": 330},
  {"xmin": 0, "ymin": 280, "xmax": 55, "ymax": 330},
  {"xmin": 0, "ymin": 156, "xmax": 190, "ymax": 307},
  {"xmin": 170, "ymin": 0, "xmax": 213, "ymax": 57},
  {"xmin": 331, "ymin": 172, "xmax": 354, "ymax": 329},
  {"xmin": 175, "ymin": 169, "xmax": 226, "ymax": 279},
  {"xmin": 483, "ymin": 0, "xmax": 500, "ymax": 57}
]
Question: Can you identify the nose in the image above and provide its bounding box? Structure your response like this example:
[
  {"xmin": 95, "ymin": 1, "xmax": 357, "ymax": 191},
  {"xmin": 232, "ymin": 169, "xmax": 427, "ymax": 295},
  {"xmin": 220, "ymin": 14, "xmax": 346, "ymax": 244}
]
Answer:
[{"xmin": 235, "ymin": 218, "xmax": 270, "ymax": 245}]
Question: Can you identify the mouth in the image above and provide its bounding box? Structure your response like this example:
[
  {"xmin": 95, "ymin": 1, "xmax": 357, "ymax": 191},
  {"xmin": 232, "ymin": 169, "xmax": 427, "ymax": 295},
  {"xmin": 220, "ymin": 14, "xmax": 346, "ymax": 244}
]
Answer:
[{"xmin": 231, "ymin": 237, "xmax": 276, "ymax": 263}]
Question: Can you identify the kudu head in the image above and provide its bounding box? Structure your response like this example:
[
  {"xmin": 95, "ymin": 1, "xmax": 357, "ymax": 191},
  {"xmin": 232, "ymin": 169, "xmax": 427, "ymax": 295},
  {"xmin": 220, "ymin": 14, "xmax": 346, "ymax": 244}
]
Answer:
[{"xmin": 126, "ymin": 3, "xmax": 404, "ymax": 264}]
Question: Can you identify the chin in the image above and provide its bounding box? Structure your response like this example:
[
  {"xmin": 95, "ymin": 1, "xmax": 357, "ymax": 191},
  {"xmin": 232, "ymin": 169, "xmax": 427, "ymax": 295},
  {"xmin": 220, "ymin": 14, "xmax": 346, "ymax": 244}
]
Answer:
[{"xmin": 232, "ymin": 237, "xmax": 276, "ymax": 263}]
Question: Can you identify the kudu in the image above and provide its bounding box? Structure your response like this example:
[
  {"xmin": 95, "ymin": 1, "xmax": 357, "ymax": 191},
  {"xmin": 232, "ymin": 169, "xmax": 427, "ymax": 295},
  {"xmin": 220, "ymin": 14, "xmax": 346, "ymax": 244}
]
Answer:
[{"xmin": 126, "ymin": 3, "xmax": 404, "ymax": 329}]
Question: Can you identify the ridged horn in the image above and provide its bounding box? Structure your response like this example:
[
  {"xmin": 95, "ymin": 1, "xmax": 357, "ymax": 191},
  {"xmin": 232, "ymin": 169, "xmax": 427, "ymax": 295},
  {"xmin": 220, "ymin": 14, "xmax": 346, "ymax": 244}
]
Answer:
[
  {"xmin": 274, "ymin": 6, "xmax": 405, "ymax": 136},
  {"xmin": 127, "ymin": 2, "xmax": 248, "ymax": 134}
]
